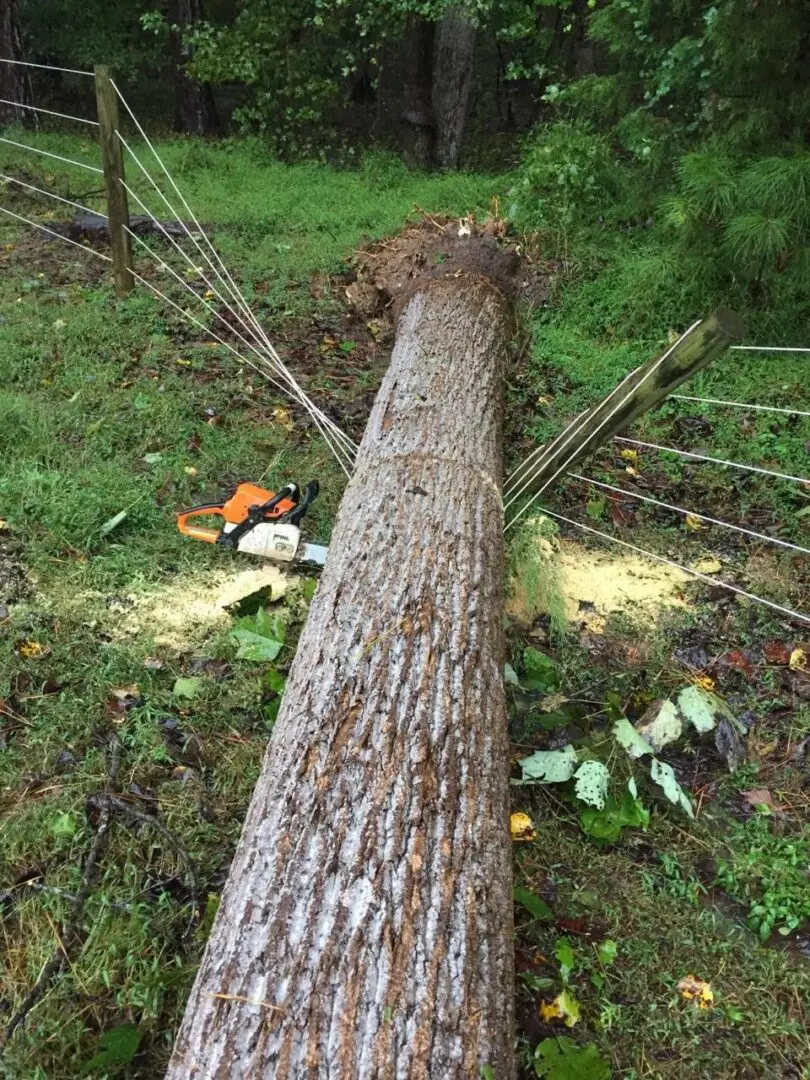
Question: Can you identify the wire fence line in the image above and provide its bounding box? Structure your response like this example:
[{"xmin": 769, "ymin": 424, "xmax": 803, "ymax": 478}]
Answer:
[
  {"xmin": 0, "ymin": 98, "xmax": 98, "ymax": 125},
  {"xmin": 614, "ymin": 436, "xmax": 810, "ymax": 487},
  {"xmin": 0, "ymin": 134, "xmax": 102, "ymax": 172},
  {"xmin": 669, "ymin": 394, "xmax": 810, "ymax": 418},
  {"xmin": 0, "ymin": 57, "xmax": 94, "ymax": 77},
  {"xmin": 0, "ymin": 99, "xmax": 357, "ymax": 474}
]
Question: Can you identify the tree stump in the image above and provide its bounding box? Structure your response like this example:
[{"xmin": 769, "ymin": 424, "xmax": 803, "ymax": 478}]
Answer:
[{"xmin": 167, "ymin": 274, "xmax": 515, "ymax": 1079}]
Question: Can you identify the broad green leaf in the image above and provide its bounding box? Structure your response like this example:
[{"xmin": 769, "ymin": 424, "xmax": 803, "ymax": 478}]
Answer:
[
  {"xmin": 81, "ymin": 1024, "xmax": 143, "ymax": 1074},
  {"xmin": 504, "ymin": 662, "xmax": 520, "ymax": 687},
  {"xmin": 173, "ymin": 676, "xmax": 204, "ymax": 700},
  {"xmin": 100, "ymin": 510, "xmax": 127, "ymax": 536},
  {"xmin": 677, "ymin": 685, "xmax": 719, "ymax": 733},
  {"xmin": 637, "ymin": 699, "xmax": 682, "ymax": 751},
  {"xmin": 519, "ymin": 745, "xmax": 577, "ymax": 783},
  {"xmin": 231, "ymin": 629, "xmax": 284, "ymax": 661},
  {"xmin": 534, "ymin": 1037, "xmax": 611, "ymax": 1080},
  {"xmin": 514, "ymin": 885, "xmax": 553, "ymax": 922},
  {"xmin": 574, "ymin": 760, "xmax": 609, "ymax": 809},
  {"xmin": 555, "ymin": 938, "xmax": 576, "ymax": 980},
  {"xmin": 613, "ymin": 716, "xmax": 653, "ymax": 758},
  {"xmin": 596, "ymin": 939, "xmax": 618, "ymax": 966},
  {"xmin": 580, "ymin": 787, "xmax": 649, "ymax": 844},
  {"xmin": 52, "ymin": 811, "xmax": 77, "ymax": 839},
  {"xmin": 650, "ymin": 757, "xmax": 694, "ymax": 817},
  {"xmin": 522, "ymin": 646, "xmax": 560, "ymax": 692}
]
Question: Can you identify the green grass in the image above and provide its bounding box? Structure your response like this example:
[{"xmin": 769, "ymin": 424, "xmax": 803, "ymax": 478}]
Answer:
[{"xmin": 2, "ymin": 133, "xmax": 809, "ymax": 1079}]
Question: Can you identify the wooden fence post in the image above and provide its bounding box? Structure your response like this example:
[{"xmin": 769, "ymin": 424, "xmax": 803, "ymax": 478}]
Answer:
[
  {"xmin": 94, "ymin": 64, "xmax": 133, "ymax": 297},
  {"xmin": 507, "ymin": 307, "xmax": 744, "ymax": 499}
]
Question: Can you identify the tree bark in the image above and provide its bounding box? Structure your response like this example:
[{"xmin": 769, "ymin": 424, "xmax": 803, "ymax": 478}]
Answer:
[
  {"xmin": 400, "ymin": 15, "xmax": 435, "ymax": 169},
  {"xmin": 166, "ymin": 274, "xmax": 515, "ymax": 1080},
  {"xmin": 432, "ymin": 6, "xmax": 477, "ymax": 169},
  {"xmin": 170, "ymin": 0, "xmax": 217, "ymax": 135},
  {"xmin": 0, "ymin": 0, "xmax": 34, "ymax": 126}
]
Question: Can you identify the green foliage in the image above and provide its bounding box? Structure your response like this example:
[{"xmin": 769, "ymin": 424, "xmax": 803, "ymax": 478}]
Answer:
[
  {"xmin": 230, "ymin": 608, "xmax": 286, "ymax": 661},
  {"xmin": 715, "ymin": 816, "xmax": 810, "ymax": 940},
  {"xmin": 81, "ymin": 1024, "xmax": 143, "ymax": 1075},
  {"xmin": 534, "ymin": 1037, "xmax": 611, "ymax": 1080}
]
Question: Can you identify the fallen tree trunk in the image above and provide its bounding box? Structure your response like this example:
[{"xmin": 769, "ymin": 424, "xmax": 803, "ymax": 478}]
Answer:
[{"xmin": 167, "ymin": 274, "xmax": 515, "ymax": 1079}]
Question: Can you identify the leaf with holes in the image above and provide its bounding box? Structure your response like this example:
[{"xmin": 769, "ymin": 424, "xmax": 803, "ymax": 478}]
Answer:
[
  {"xmin": 650, "ymin": 758, "xmax": 694, "ymax": 817},
  {"xmin": 519, "ymin": 745, "xmax": 577, "ymax": 784},
  {"xmin": 574, "ymin": 760, "xmax": 609, "ymax": 809},
  {"xmin": 539, "ymin": 988, "xmax": 580, "ymax": 1027}
]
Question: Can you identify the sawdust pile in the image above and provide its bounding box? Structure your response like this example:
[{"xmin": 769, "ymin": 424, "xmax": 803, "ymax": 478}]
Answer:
[
  {"xmin": 508, "ymin": 535, "xmax": 689, "ymax": 634},
  {"xmin": 103, "ymin": 565, "xmax": 293, "ymax": 650}
]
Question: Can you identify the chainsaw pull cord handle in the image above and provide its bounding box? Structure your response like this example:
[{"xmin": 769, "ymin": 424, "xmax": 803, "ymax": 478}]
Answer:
[
  {"xmin": 218, "ymin": 483, "xmax": 299, "ymax": 550},
  {"xmin": 176, "ymin": 503, "xmax": 227, "ymax": 544}
]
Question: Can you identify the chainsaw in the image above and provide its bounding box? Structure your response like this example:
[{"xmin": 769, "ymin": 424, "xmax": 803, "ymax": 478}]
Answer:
[{"xmin": 177, "ymin": 480, "xmax": 327, "ymax": 567}]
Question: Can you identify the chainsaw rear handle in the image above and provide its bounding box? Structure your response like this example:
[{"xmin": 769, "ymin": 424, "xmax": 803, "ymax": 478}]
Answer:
[{"xmin": 176, "ymin": 504, "xmax": 227, "ymax": 544}]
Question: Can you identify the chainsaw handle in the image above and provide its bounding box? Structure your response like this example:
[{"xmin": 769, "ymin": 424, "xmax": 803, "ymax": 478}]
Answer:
[{"xmin": 177, "ymin": 504, "xmax": 225, "ymax": 544}]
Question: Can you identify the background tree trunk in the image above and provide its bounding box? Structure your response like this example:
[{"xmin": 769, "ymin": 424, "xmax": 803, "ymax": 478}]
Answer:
[
  {"xmin": 432, "ymin": 7, "xmax": 477, "ymax": 169},
  {"xmin": 0, "ymin": 0, "xmax": 34, "ymax": 125},
  {"xmin": 166, "ymin": 274, "xmax": 515, "ymax": 1080},
  {"xmin": 169, "ymin": 0, "xmax": 217, "ymax": 135},
  {"xmin": 400, "ymin": 15, "xmax": 434, "ymax": 169}
]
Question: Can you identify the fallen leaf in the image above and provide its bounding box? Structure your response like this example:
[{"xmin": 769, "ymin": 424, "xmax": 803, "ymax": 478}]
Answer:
[
  {"xmin": 106, "ymin": 685, "xmax": 142, "ymax": 721},
  {"xmin": 684, "ymin": 514, "xmax": 703, "ymax": 531},
  {"xmin": 789, "ymin": 647, "xmax": 807, "ymax": 672},
  {"xmin": 574, "ymin": 760, "xmax": 609, "ymax": 809},
  {"xmin": 691, "ymin": 556, "xmax": 721, "ymax": 574},
  {"xmin": 614, "ymin": 716, "xmax": 654, "ymax": 758},
  {"xmin": 694, "ymin": 674, "xmax": 715, "ymax": 691},
  {"xmin": 510, "ymin": 812, "xmax": 537, "ymax": 842},
  {"xmin": 677, "ymin": 685, "xmax": 722, "ymax": 734},
  {"xmin": 624, "ymin": 465, "xmax": 641, "ymax": 478},
  {"xmin": 16, "ymin": 639, "xmax": 50, "ymax": 660},
  {"xmin": 0, "ymin": 518, "xmax": 10, "ymax": 531},
  {"xmin": 144, "ymin": 657, "xmax": 165, "ymax": 672},
  {"xmin": 539, "ymin": 692, "xmax": 568, "ymax": 712},
  {"xmin": 173, "ymin": 676, "xmax": 204, "ymax": 700},
  {"xmin": 722, "ymin": 649, "xmax": 754, "ymax": 678},
  {"xmin": 677, "ymin": 974, "xmax": 714, "ymax": 1009},
  {"xmin": 619, "ymin": 448, "xmax": 638, "ymax": 462},
  {"xmin": 539, "ymin": 989, "xmax": 580, "ymax": 1027},
  {"xmin": 636, "ymin": 699, "xmax": 682, "ymax": 751},
  {"xmin": 650, "ymin": 758, "xmax": 694, "ymax": 817},
  {"xmin": 272, "ymin": 406, "xmax": 293, "ymax": 431},
  {"xmin": 184, "ymin": 465, "xmax": 198, "ymax": 476},
  {"xmin": 514, "ymin": 885, "xmax": 553, "ymax": 921},
  {"xmin": 763, "ymin": 642, "xmax": 792, "ymax": 665},
  {"xmin": 742, "ymin": 788, "xmax": 780, "ymax": 811},
  {"xmin": 534, "ymin": 1037, "xmax": 610, "ymax": 1080},
  {"xmin": 519, "ymin": 745, "xmax": 577, "ymax": 783}
]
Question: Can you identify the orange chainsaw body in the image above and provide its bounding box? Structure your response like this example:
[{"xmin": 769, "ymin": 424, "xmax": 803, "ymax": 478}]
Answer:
[{"xmin": 177, "ymin": 483, "xmax": 297, "ymax": 544}]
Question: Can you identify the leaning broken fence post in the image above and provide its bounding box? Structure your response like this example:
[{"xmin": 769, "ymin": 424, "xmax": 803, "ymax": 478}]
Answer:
[
  {"xmin": 166, "ymin": 271, "xmax": 517, "ymax": 1079},
  {"xmin": 508, "ymin": 308, "xmax": 744, "ymax": 498}
]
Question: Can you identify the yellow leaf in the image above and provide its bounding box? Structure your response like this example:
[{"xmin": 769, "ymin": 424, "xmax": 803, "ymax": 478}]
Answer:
[
  {"xmin": 510, "ymin": 812, "xmax": 536, "ymax": 842},
  {"xmin": 624, "ymin": 465, "xmax": 641, "ymax": 478},
  {"xmin": 789, "ymin": 647, "xmax": 807, "ymax": 672},
  {"xmin": 619, "ymin": 448, "xmax": 638, "ymax": 462},
  {"xmin": 537, "ymin": 395, "xmax": 553, "ymax": 407},
  {"xmin": 691, "ymin": 556, "xmax": 721, "ymax": 574},
  {"xmin": 0, "ymin": 519, "xmax": 9, "ymax": 532},
  {"xmin": 540, "ymin": 990, "xmax": 581, "ymax": 1027},
  {"xmin": 677, "ymin": 974, "xmax": 714, "ymax": 1009},
  {"xmin": 684, "ymin": 514, "xmax": 703, "ymax": 531},
  {"xmin": 203, "ymin": 289, "xmax": 215, "ymax": 301},
  {"xmin": 184, "ymin": 466, "xmax": 198, "ymax": 476},
  {"xmin": 18, "ymin": 640, "xmax": 47, "ymax": 660},
  {"xmin": 272, "ymin": 406, "xmax": 294, "ymax": 432},
  {"xmin": 694, "ymin": 674, "xmax": 715, "ymax": 692}
]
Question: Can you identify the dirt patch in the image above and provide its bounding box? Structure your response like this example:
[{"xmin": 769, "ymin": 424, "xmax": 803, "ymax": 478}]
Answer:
[
  {"xmin": 98, "ymin": 564, "xmax": 295, "ymax": 651},
  {"xmin": 348, "ymin": 216, "xmax": 548, "ymax": 322},
  {"xmin": 0, "ymin": 532, "xmax": 33, "ymax": 610}
]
